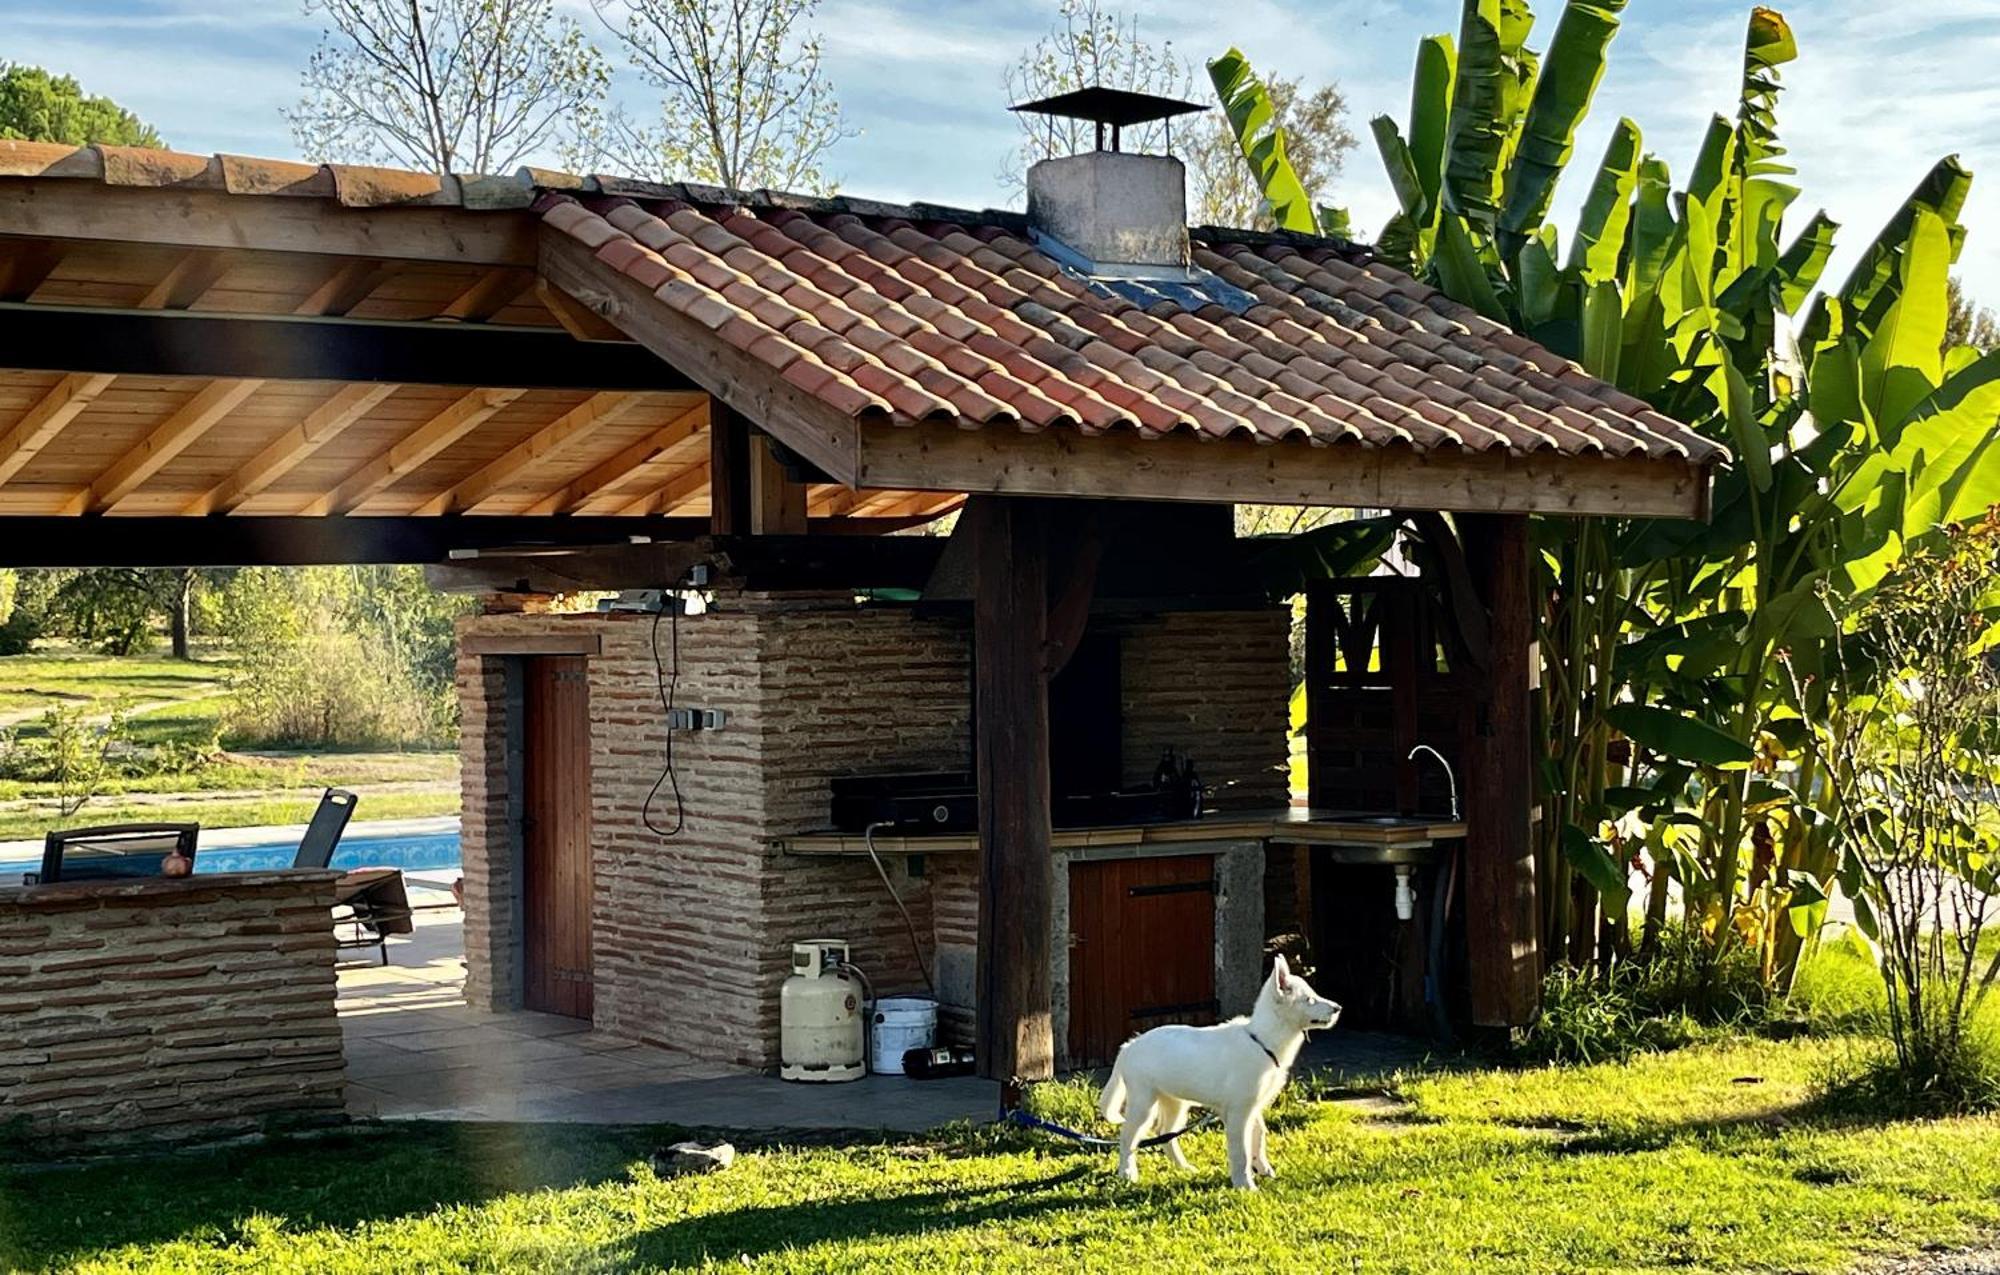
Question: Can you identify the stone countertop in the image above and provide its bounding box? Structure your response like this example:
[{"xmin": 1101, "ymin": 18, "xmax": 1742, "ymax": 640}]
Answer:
[
  {"xmin": 773, "ymin": 808, "xmax": 1467, "ymax": 857},
  {"xmin": 0, "ymin": 869, "xmax": 339, "ymax": 907}
]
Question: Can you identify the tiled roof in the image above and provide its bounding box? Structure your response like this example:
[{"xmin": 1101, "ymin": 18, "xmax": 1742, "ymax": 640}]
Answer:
[
  {"xmin": 0, "ymin": 140, "xmax": 1725, "ymax": 464},
  {"xmin": 539, "ymin": 195, "xmax": 1721, "ymax": 462}
]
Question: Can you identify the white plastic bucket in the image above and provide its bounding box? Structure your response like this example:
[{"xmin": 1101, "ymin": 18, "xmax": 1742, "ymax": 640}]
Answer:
[{"xmin": 869, "ymin": 997, "xmax": 938, "ymax": 1075}]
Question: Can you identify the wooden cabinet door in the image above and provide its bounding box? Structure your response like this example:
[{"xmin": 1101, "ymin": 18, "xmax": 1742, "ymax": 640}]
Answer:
[
  {"xmin": 522, "ymin": 656, "xmax": 593, "ymax": 1020},
  {"xmin": 1066, "ymin": 854, "xmax": 1217, "ymax": 1068}
]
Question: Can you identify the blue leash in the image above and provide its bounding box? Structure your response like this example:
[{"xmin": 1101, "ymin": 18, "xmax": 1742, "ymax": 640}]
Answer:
[{"xmin": 999, "ymin": 1104, "xmax": 1219, "ymax": 1149}]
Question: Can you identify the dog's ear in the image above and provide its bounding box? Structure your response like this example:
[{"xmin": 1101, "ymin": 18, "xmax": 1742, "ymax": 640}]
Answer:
[{"xmin": 1272, "ymin": 954, "xmax": 1291, "ymax": 994}]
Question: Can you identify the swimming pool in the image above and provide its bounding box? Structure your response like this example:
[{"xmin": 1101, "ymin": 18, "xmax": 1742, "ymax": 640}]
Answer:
[{"xmin": 1, "ymin": 829, "xmax": 463, "ymax": 883}]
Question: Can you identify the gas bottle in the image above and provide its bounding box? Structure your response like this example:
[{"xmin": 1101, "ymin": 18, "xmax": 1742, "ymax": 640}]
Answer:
[{"xmin": 779, "ymin": 938, "xmax": 865, "ymax": 1082}]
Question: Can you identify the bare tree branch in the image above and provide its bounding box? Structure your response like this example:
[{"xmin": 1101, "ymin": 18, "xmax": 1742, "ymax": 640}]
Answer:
[{"xmin": 290, "ymin": 0, "xmax": 609, "ymax": 177}]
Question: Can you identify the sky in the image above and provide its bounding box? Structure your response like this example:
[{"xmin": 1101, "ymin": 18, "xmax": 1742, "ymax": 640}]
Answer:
[{"xmin": 5, "ymin": 0, "xmax": 1999, "ymax": 305}]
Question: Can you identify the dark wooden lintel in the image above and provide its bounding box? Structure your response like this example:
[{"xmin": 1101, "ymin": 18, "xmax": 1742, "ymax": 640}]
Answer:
[
  {"xmin": 0, "ymin": 516, "xmax": 718, "ymax": 567},
  {"xmin": 425, "ymin": 532, "xmax": 949, "ymax": 595}
]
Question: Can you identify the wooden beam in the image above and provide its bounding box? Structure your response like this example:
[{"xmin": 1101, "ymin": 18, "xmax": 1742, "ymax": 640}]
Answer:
[
  {"xmin": 297, "ymin": 259, "xmax": 397, "ymax": 318},
  {"xmin": 440, "ymin": 267, "xmax": 535, "ymax": 322},
  {"xmin": 0, "ymin": 515, "xmax": 717, "ymax": 567},
  {"xmin": 0, "ymin": 239, "xmax": 63, "ymax": 301},
  {"xmin": 856, "ymin": 422, "xmax": 1713, "ymax": 521},
  {"xmin": 185, "ymin": 382, "xmax": 400, "ymax": 515},
  {"xmin": 307, "ymin": 388, "xmax": 526, "ymax": 515},
  {"xmin": 427, "ymin": 534, "xmax": 949, "ymax": 595},
  {"xmin": 461, "ymin": 633, "xmax": 603, "ymax": 656},
  {"xmin": 621, "ymin": 461, "xmax": 708, "ymax": 517},
  {"xmin": 414, "ymin": 391, "xmax": 643, "ymax": 516},
  {"xmin": 521, "ymin": 405, "xmax": 707, "ymax": 515},
  {"xmin": 0, "ymin": 303, "xmax": 697, "ymax": 392},
  {"xmin": 809, "ymin": 485, "xmax": 858, "ymax": 517},
  {"xmin": 0, "ymin": 372, "xmax": 115, "ymax": 486},
  {"xmin": 0, "ymin": 183, "xmax": 538, "ymax": 265},
  {"xmin": 708, "ymin": 402, "xmax": 751, "ymax": 535},
  {"xmin": 970, "ymin": 495, "xmax": 1057, "ymax": 1085},
  {"xmin": 535, "ymin": 277, "xmax": 626, "ymax": 342},
  {"xmin": 137, "ymin": 249, "xmax": 229, "ymax": 310},
  {"xmin": 75, "ymin": 379, "xmax": 264, "ymax": 514},
  {"xmin": 1458, "ymin": 512, "xmax": 1541, "ymax": 1028},
  {"xmin": 539, "ymin": 230, "xmax": 861, "ymax": 484},
  {"xmin": 750, "ymin": 432, "xmax": 807, "ymax": 534}
]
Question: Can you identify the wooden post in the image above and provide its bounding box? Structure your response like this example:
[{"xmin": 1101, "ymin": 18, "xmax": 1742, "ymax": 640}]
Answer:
[
  {"xmin": 750, "ymin": 434, "xmax": 808, "ymax": 535},
  {"xmin": 970, "ymin": 495, "xmax": 1056, "ymax": 1084},
  {"xmin": 1458, "ymin": 512, "xmax": 1541, "ymax": 1027},
  {"xmin": 709, "ymin": 401, "xmax": 749, "ymax": 537}
]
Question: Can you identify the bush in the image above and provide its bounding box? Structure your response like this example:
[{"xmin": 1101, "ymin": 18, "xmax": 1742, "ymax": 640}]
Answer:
[
  {"xmin": 1521, "ymin": 923, "xmax": 1770, "ymax": 1064},
  {"xmin": 0, "ymin": 706, "xmax": 127, "ymax": 818},
  {"xmin": 219, "ymin": 567, "xmax": 467, "ymax": 750}
]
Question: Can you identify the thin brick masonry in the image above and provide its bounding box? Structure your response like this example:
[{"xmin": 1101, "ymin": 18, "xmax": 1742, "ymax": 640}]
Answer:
[
  {"xmin": 0, "ymin": 871, "xmax": 347, "ymax": 1155},
  {"xmin": 459, "ymin": 598, "xmax": 1290, "ymax": 1070}
]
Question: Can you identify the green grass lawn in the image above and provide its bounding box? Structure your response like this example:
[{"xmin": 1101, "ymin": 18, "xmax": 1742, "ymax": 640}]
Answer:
[
  {"xmin": 0, "ymin": 645, "xmax": 233, "ymax": 724},
  {"xmin": 5, "ymin": 1035, "xmax": 1998, "ymax": 1273}
]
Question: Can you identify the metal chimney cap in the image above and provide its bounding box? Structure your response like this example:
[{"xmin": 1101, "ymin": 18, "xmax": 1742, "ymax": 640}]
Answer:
[{"xmin": 1009, "ymin": 86, "xmax": 1208, "ymax": 152}]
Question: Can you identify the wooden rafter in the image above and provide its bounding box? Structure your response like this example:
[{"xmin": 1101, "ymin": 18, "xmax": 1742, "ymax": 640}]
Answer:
[
  {"xmin": 184, "ymin": 382, "xmax": 401, "ymax": 515},
  {"xmin": 0, "ymin": 240, "xmax": 65, "ymax": 302},
  {"xmin": 439, "ymin": 267, "xmax": 534, "ymax": 323},
  {"xmin": 136, "ymin": 249, "xmax": 229, "ymax": 310},
  {"xmin": 808, "ymin": 485, "xmax": 858, "ymax": 517},
  {"xmin": 0, "ymin": 373, "xmax": 116, "ymax": 486},
  {"xmin": 304, "ymin": 388, "xmax": 526, "ymax": 516},
  {"xmin": 297, "ymin": 259, "xmax": 398, "ymax": 318},
  {"xmin": 412, "ymin": 391, "xmax": 643, "ymax": 516},
  {"xmin": 620, "ymin": 461, "xmax": 710, "ymax": 516},
  {"xmin": 522, "ymin": 402, "xmax": 707, "ymax": 515},
  {"xmin": 69, "ymin": 379, "xmax": 265, "ymax": 514}
]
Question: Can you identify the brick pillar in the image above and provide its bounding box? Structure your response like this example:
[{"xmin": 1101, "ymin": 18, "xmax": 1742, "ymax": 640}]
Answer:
[{"xmin": 458, "ymin": 648, "xmax": 520, "ymax": 1010}]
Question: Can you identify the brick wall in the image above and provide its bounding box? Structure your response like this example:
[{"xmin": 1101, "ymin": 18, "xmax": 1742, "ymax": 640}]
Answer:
[
  {"xmin": 0, "ymin": 872, "xmax": 347, "ymax": 1154},
  {"xmin": 457, "ymin": 598, "xmax": 1290, "ymax": 1070}
]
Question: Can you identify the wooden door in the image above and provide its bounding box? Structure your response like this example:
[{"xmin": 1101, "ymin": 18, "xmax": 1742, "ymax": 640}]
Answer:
[
  {"xmin": 1066, "ymin": 854, "xmax": 1217, "ymax": 1067},
  {"xmin": 522, "ymin": 655, "xmax": 593, "ymax": 1020}
]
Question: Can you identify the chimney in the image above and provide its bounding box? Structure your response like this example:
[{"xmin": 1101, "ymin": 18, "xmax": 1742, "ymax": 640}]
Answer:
[{"xmin": 1012, "ymin": 87, "xmax": 1207, "ymax": 272}]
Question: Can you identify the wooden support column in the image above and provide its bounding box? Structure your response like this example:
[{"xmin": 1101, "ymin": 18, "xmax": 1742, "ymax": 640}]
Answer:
[
  {"xmin": 709, "ymin": 401, "xmax": 750, "ymax": 536},
  {"xmin": 1458, "ymin": 512, "xmax": 1542, "ymax": 1028},
  {"xmin": 750, "ymin": 434, "xmax": 808, "ymax": 535},
  {"xmin": 971, "ymin": 495, "xmax": 1056, "ymax": 1085}
]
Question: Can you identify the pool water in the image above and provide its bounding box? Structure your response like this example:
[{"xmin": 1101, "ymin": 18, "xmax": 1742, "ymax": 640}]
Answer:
[{"xmin": 2, "ymin": 830, "xmax": 462, "ymax": 883}]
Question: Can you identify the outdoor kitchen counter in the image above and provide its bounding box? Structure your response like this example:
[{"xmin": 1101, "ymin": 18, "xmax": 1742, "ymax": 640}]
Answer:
[
  {"xmin": 0, "ymin": 869, "xmax": 349, "ymax": 1154},
  {"xmin": 774, "ymin": 809, "xmax": 1467, "ymax": 859}
]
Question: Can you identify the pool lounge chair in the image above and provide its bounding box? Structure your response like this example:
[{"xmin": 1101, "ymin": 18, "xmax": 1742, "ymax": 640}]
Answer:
[
  {"xmin": 35, "ymin": 823, "xmax": 200, "ymax": 884},
  {"xmin": 292, "ymin": 789, "xmax": 414, "ymax": 965}
]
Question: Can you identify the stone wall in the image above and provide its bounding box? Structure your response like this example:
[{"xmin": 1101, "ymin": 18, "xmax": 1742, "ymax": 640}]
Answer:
[
  {"xmin": 0, "ymin": 871, "xmax": 347, "ymax": 1154},
  {"xmin": 457, "ymin": 595, "xmax": 1291, "ymax": 1070}
]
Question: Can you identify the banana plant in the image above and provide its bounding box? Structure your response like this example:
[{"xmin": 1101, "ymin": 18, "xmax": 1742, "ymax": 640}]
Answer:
[{"xmin": 1207, "ymin": 48, "xmax": 1351, "ymax": 238}]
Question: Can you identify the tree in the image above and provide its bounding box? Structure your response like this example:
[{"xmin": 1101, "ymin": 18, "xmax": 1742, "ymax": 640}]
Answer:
[
  {"xmin": 290, "ymin": 0, "xmax": 608, "ymax": 176},
  {"xmin": 590, "ymin": 0, "xmax": 844, "ymax": 192},
  {"xmin": 1947, "ymin": 276, "xmax": 2000, "ymax": 353},
  {"xmin": 0, "ymin": 64, "xmax": 162, "ymax": 147}
]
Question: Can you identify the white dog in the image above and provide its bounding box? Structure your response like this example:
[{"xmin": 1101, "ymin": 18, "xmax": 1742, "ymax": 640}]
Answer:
[{"xmin": 1098, "ymin": 955, "xmax": 1340, "ymax": 1190}]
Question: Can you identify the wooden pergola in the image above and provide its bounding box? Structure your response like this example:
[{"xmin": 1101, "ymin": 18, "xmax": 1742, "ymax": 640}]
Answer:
[{"xmin": 0, "ymin": 143, "xmax": 1724, "ymax": 1081}]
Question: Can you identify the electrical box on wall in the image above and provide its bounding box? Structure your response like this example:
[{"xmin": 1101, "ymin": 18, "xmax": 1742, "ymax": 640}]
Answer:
[{"xmin": 666, "ymin": 707, "xmax": 728, "ymax": 731}]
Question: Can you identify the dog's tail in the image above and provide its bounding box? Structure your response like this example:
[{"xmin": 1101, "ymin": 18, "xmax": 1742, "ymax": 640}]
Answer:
[{"xmin": 1098, "ymin": 1049, "xmax": 1129, "ymax": 1125}]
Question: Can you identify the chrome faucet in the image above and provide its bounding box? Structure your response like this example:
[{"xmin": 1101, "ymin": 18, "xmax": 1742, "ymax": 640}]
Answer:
[{"xmin": 1407, "ymin": 744, "xmax": 1459, "ymax": 820}]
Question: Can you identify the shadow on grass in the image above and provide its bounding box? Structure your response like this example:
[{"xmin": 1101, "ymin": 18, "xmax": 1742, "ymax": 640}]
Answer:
[
  {"xmin": 0, "ymin": 1122, "xmax": 664, "ymax": 1270},
  {"xmin": 603, "ymin": 1164, "xmax": 1099, "ymax": 1268}
]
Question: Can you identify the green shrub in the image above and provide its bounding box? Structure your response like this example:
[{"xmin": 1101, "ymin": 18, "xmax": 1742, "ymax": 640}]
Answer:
[{"xmin": 1521, "ymin": 923, "xmax": 1770, "ymax": 1064}]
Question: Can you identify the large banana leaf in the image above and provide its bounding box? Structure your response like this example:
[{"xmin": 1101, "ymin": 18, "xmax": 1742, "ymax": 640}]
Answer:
[
  {"xmin": 1209, "ymin": 48, "xmax": 1320, "ymax": 234},
  {"xmin": 1408, "ymin": 35, "xmax": 1458, "ymax": 219},
  {"xmin": 1605, "ymin": 703, "xmax": 1757, "ymax": 768},
  {"xmin": 1443, "ymin": 0, "xmax": 1538, "ymax": 234},
  {"xmin": 1568, "ymin": 117, "xmax": 1641, "ymax": 283},
  {"xmin": 1775, "ymin": 211, "xmax": 1837, "ymax": 313},
  {"xmin": 1498, "ymin": 0, "xmax": 1629, "ymax": 259},
  {"xmin": 1808, "ymin": 156, "xmax": 1974, "ymax": 349},
  {"xmin": 1859, "ymin": 207, "xmax": 1950, "ymax": 432}
]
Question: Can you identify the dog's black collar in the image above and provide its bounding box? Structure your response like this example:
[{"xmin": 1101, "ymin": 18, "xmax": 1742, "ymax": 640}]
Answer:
[{"xmin": 1247, "ymin": 1030, "xmax": 1284, "ymax": 1072}]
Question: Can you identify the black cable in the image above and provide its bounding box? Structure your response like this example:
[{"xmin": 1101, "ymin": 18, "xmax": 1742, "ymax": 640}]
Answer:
[{"xmin": 642, "ymin": 580, "xmax": 687, "ymax": 838}]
